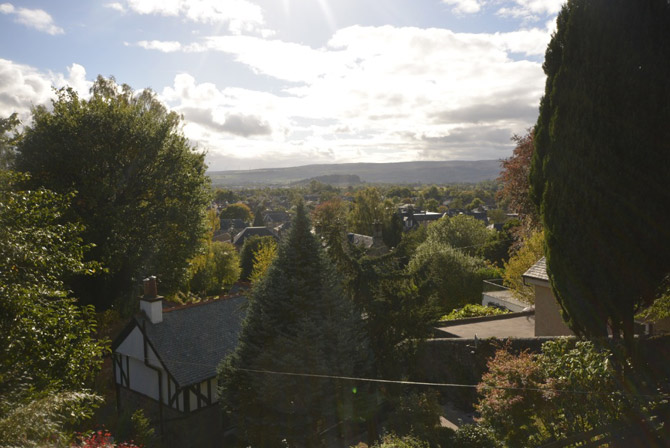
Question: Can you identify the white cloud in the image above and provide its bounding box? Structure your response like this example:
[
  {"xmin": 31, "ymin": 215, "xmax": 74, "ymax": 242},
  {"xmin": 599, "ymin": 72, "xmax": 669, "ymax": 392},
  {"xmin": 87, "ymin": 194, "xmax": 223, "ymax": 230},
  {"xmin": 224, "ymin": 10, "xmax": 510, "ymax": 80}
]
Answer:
[
  {"xmin": 136, "ymin": 40, "xmax": 183, "ymax": 52},
  {"xmin": 117, "ymin": 0, "xmax": 267, "ymax": 34},
  {"xmin": 497, "ymin": 0, "xmax": 565, "ymax": 20},
  {"xmin": 104, "ymin": 2, "xmax": 126, "ymax": 13},
  {"xmin": 0, "ymin": 3, "xmax": 64, "ymax": 35},
  {"xmin": 0, "ymin": 60, "xmax": 93, "ymax": 124},
  {"xmin": 154, "ymin": 23, "xmax": 550, "ymax": 169},
  {"xmin": 442, "ymin": 0, "xmax": 486, "ymax": 14}
]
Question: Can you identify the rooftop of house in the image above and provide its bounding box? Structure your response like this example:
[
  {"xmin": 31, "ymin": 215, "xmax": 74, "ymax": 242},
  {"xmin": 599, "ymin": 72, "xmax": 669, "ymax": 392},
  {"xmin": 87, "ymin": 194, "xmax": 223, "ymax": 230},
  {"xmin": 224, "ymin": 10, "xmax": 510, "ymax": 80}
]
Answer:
[
  {"xmin": 263, "ymin": 211, "xmax": 290, "ymax": 222},
  {"xmin": 435, "ymin": 311, "xmax": 536, "ymax": 339},
  {"xmin": 523, "ymin": 256, "xmax": 549, "ymax": 282},
  {"xmin": 233, "ymin": 226, "xmax": 277, "ymax": 246},
  {"xmin": 132, "ymin": 295, "xmax": 247, "ymax": 387},
  {"xmin": 347, "ymin": 232, "xmax": 374, "ymax": 249}
]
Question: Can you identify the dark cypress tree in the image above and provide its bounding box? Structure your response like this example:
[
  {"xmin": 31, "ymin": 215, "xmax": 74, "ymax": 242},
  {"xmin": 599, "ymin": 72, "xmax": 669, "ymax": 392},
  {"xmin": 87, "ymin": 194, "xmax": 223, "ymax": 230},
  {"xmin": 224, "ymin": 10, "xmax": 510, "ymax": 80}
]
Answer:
[
  {"xmin": 218, "ymin": 203, "xmax": 369, "ymax": 447},
  {"xmin": 530, "ymin": 0, "xmax": 670, "ymax": 342}
]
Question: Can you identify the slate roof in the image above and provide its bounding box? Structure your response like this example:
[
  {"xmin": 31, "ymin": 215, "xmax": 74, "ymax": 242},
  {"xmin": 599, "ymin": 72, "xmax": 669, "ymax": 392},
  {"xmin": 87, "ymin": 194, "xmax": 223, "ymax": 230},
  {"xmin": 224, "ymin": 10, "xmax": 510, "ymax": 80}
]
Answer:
[
  {"xmin": 134, "ymin": 295, "xmax": 247, "ymax": 387},
  {"xmin": 523, "ymin": 256, "xmax": 549, "ymax": 282},
  {"xmin": 347, "ymin": 233, "xmax": 374, "ymax": 248},
  {"xmin": 232, "ymin": 226, "xmax": 277, "ymax": 246},
  {"xmin": 263, "ymin": 211, "xmax": 290, "ymax": 223}
]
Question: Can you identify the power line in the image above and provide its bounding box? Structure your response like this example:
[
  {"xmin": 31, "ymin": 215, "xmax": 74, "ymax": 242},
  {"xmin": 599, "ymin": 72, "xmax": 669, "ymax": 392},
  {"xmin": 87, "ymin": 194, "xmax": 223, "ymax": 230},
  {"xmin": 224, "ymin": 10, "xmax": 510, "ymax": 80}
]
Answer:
[{"xmin": 142, "ymin": 355, "xmax": 665, "ymax": 399}]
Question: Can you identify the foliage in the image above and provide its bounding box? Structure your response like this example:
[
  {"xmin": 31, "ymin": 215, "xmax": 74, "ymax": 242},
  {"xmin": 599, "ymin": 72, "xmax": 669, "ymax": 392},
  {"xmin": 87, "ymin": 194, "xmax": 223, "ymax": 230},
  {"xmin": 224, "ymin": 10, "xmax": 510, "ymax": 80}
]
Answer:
[
  {"xmin": 188, "ymin": 240, "xmax": 240, "ymax": 297},
  {"xmin": 440, "ymin": 304, "xmax": 509, "ymax": 321},
  {"xmin": 424, "ymin": 215, "xmax": 491, "ymax": 257},
  {"xmin": 497, "ymin": 129, "xmax": 538, "ymax": 227},
  {"xmin": 313, "ymin": 197, "xmax": 349, "ymax": 248},
  {"xmin": 385, "ymin": 390, "xmax": 442, "ymax": 445},
  {"xmin": 0, "ymin": 113, "xmax": 20, "ymax": 170},
  {"xmin": 220, "ymin": 202, "xmax": 253, "ymax": 222},
  {"xmin": 239, "ymin": 235, "xmax": 276, "ymax": 281},
  {"xmin": 529, "ymin": 0, "xmax": 670, "ymax": 341},
  {"xmin": 348, "ymin": 187, "xmax": 393, "ymax": 236},
  {"xmin": 408, "ymin": 242, "xmax": 489, "ymax": 314},
  {"xmin": 636, "ymin": 275, "xmax": 670, "ymax": 322},
  {"xmin": 218, "ymin": 203, "xmax": 370, "ymax": 447},
  {"xmin": 476, "ymin": 339, "xmax": 629, "ymax": 447},
  {"xmin": 129, "ymin": 409, "xmax": 155, "ymax": 448},
  {"xmin": 367, "ymin": 433, "xmax": 430, "ymax": 448},
  {"xmin": 477, "ymin": 219, "xmax": 519, "ymax": 267},
  {"xmin": 72, "ymin": 428, "xmax": 142, "ymax": 448},
  {"xmin": 450, "ymin": 424, "xmax": 501, "ymax": 448},
  {"xmin": 252, "ymin": 207, "xmax": 265, "ymax": 226},
  {"xmin": 249, "ymin": 238, "xmax": 278, "ymax": 284},
  {"xmin": 502, "ymin": 230, "xmax": 544, "ymax": 303},
  {"xmin": 0, "ymin": 172, "xmax": 108, "ymax": 446},
  {"xmin": 15, "ymin": 76, "xmax": 211, "ymax": 309},
  {"xmin": 0, "ymin": 391, "xmax": 102, "ymax": 447},
  {"xmin": 213, "ymin": 188, "xmax": 237, "ymax": 204}
]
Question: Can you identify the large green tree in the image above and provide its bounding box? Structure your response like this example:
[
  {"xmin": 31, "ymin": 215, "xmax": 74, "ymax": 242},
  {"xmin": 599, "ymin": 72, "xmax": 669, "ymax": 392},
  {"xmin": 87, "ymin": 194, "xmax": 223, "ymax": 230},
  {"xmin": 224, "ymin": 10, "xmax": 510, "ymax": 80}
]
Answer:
[
  {"xmin": 15, "ymin": 76, "xmax": 210, "ymax": 309},
  {"xmin": 530, "ymin": 0, "xmax": 670, "ymax": 341},
  {"xmin": 218, "ymin": 203, "xmax": 369, "ymax": 447},
  {"xmin": 0, "ymin": 171, "xmax": 106, "ymax": 445}
]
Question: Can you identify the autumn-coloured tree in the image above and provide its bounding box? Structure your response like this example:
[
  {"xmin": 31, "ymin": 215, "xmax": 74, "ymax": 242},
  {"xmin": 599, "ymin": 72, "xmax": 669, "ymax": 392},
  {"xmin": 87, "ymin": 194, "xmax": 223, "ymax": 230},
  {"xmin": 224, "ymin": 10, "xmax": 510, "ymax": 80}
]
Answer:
[{"xmin": 497, "ymin": 129, "xmax": 538, "ymax": 228}]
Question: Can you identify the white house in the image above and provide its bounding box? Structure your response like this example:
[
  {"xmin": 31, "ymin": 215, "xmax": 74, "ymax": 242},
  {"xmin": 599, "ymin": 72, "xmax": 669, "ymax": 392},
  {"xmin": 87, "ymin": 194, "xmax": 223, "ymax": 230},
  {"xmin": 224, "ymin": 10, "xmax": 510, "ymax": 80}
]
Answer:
[{"xmin": 112, "ymin": 277, "xmax": 246, "ymax": 445}]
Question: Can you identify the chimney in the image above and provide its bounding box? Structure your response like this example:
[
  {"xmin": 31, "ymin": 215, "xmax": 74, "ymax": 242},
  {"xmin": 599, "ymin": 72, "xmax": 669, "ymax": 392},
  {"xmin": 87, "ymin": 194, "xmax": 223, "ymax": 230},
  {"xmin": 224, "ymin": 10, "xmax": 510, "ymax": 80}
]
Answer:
[{"xmin": 140, "ymin": 276, "xmax": 163, "ymax": 324}]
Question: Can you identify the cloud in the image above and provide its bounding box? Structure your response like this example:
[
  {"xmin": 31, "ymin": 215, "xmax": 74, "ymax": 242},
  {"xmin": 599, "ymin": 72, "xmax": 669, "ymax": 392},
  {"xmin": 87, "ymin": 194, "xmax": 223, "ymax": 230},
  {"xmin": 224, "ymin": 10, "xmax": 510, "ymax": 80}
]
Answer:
[
  {"xmin": 154, "ymin": 23, "xmax": 549, "ymax": 169},
  {"xmin": 115, "ymin": 0, "xmax": 267, "ymax": 34},
  {"xmin": 220, "ymin": 113, "xmax": 272, "ymax": 137},
  {"xmin": 136, "ymin": 40, "xmax": 183, "ymax": 52},
  {"xmin": 0, "ymin": 59, "xmax": 93, "ymax": 124},
  {"xmin": 104, "ymin": 2, "xmax": 126, "ymax": 13},
  {"xmin": 0, "ymin": 3, "xmax": 64, "ymax": 35},
  {"xmin": 497, "ymin": 0, "xmax": 565, "ymax": 20},
  {"xmin": 441, "ymin": 0, "xmax": 486, "ymax": 14}
]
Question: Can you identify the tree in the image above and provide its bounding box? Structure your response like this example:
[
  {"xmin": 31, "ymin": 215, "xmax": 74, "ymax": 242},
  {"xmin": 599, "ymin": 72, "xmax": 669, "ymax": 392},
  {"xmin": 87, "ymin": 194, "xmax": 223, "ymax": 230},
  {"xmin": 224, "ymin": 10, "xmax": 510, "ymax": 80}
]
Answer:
[
  {"xmin": 239, "ymin": 235, "xmax": 276, "ymax": 282},
  {"xmin": 15, "ymin": 76, "xmax": 210, "ymax": 309},
  {"xmin": 502, "ymin": 230, "xmax": 544, "ymax": 303},
  {"xmin": 0, "ymin": 113, "xmax": 20, "ymax": 170},
  {"xmin": 497, "ymin": 129, "xmax": 538, "ymax": 227},
  {"xmin": 408, "ymin": 242, "xmax": 490, "ymax": 313},
  {"xmin": 424, "ymin": 215, "xmax": 491, "ymax": 257},
  {"xmin": 220, "ymin": 202, "xmax": 253, "ymax": 222},
  {"xmin": 218, "ymin": 203, "xmax": 369, "ymax": 446},
  {"xmin": 313, "ymin": 198, "xmax": 349, "ymax": 247},
  {"xmin": 252, "ymin": 207, "xmax": 265, "ymax": 226},
  {"xmin": 529, "ymin": 0, "xmax": 670, "ymax": 341},
  {"xmin": 249, "ymin": 238, "xmax": 277, "ymax": 284},
  {"xmin": 476, "ymin": 340, "xmax": 629, "ymax": 447},
  {"xmin": 0, "ymin": 171, "xmax": 107, "ymax": 445},
  {"xmin": 348, "ymin": 187, "xmax": 392, "ymax": 235}
]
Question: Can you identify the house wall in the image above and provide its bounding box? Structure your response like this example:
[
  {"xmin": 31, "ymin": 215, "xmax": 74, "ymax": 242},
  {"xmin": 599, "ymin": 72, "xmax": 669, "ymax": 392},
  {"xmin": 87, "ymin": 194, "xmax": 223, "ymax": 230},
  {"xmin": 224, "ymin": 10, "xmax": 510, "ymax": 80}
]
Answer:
[
  {"xmin": 533, "ymin": 282, "xmax": 574, "ymax": 337},
  {"xmin": 115, "ymin": 326, "xmax": 219, "ymax": 413}
]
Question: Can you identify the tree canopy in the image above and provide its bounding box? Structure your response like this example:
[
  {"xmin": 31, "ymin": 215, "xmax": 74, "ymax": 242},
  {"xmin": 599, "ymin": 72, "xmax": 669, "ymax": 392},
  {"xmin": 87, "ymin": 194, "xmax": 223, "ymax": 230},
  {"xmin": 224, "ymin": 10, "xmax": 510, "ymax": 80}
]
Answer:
[
  {"xmin": 218, "ymin": 203, "xmax": 369, "ymax": 446},
  {"xmin": 15, "ymin": 76, "xmax": 210, "ymax": 309},
  {"xmin": 0, "ymin": 171, "xmax": 107, "ymax": 445},
  {"xmin": 530, "ymin": 0, "xmax": 670, "ymax": 341}
]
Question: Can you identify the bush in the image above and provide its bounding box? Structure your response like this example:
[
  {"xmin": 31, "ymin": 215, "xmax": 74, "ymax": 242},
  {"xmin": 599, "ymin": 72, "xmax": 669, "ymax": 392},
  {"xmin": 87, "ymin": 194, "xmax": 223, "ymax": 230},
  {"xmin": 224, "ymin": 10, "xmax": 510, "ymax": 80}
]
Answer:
[{"xmin": 440, "ymin": 304, "xmax": 509, "ymax": 321}]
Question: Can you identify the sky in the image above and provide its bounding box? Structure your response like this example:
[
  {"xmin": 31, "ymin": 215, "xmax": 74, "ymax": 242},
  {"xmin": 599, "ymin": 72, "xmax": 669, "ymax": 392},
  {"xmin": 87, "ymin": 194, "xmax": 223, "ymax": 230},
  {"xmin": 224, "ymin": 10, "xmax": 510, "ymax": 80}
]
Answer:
[{"xmin": 0, "ymin": 0, "xmax": 563, "ymax": 171}]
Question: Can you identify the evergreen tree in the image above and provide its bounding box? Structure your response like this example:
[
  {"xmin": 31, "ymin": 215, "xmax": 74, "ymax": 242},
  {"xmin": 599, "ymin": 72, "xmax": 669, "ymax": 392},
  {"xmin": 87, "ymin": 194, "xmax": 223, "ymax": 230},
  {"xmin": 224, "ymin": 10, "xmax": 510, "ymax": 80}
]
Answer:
[
  {"xmin": 530, "ymin": 0, "xmax": 670, "ymax": 342},
  {"xmin": 218, "ymin": 203, "xmax": 369, "ymax": 447}
]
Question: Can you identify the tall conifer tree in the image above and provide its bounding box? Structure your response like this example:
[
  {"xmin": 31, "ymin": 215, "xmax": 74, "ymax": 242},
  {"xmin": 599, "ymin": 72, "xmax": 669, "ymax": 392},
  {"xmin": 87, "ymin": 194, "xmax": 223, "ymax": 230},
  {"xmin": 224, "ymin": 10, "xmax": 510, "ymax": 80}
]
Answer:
[
  {"xmin": 219, "ymin": 203, "xmax": 369, "ymax": 447},
  {"xmin": 530, "ymin": 0, "xmax": 670, "ymax": 341}
]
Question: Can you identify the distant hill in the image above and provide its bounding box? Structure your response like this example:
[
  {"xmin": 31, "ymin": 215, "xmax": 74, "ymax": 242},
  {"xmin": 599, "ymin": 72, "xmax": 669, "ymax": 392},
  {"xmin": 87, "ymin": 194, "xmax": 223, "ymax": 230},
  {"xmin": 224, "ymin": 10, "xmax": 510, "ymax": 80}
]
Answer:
[
  {"xmin": 208, "ymin": 160, "xmax": 501, "ymax": 187},
  {"xmin": 291, "ymin": 174, "xmax": 363, "ymax": 187}
]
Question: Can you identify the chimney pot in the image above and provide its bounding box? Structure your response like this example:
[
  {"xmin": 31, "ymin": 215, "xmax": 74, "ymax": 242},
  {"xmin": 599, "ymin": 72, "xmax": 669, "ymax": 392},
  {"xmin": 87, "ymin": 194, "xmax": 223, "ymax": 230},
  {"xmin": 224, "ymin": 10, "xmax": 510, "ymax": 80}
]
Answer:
[{"xmin": 143, "ymin": 276, "xmax": 158, "ymax": 298}]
